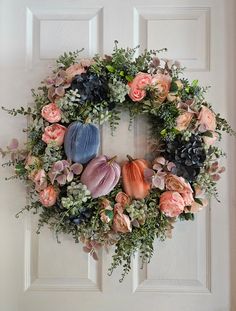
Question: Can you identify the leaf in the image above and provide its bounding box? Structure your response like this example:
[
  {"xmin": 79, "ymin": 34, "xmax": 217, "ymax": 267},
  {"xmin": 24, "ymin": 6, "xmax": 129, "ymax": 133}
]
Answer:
[
  {"xmin": 125, "ymin": 75, "xmax": 133, "ymax": 82},
  {"xmin": 92, "ymin": 251, "xmax": 99, "ymax": 261},
  {"xmin": 83, "ymin": 246, "xmax": 91, "ymax": 253},
  {"xmin": 194, "ymin": 198, "xmax": 203, "ymax": 206},
  {"xmin": 170, "ymin": 81, "xmax": 178, "ymax": 93},
  {"xmin": 202, "ymin": 130, "xmax": 213, "ymax": 138},
  {"xmin": 191, "ymin": 79, "xmax": 199, "ymax": 87},
  {"xmin": 105, "ymin": 210, "xmax": 114, "ymax": 220},
  {"xmin": 106, "ymin": 65, "xmax": 115, "ymax": 73}
]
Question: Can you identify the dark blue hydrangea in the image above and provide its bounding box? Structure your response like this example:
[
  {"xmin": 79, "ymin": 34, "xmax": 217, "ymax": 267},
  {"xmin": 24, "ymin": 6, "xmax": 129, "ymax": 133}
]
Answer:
[
  {"xmin": 71, "ymin": 72, "xmax": 108, "ymax": 103},
  {"xmin": 163, "ymin": 134, "xmax": 206, "ymax": 182}
]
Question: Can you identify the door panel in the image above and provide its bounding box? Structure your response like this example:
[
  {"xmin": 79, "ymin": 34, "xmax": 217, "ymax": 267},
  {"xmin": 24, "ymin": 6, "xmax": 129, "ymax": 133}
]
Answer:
[{"xmin": 0, "ymin": 0, "xmax": 235, "ymax": 310}]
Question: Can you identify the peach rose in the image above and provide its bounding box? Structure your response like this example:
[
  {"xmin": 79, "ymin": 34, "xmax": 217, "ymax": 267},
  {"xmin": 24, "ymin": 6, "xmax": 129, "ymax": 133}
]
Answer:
[
  {"xmin": 65, "ymin": 64, "xmax": 86, "ymax": 82},
  {"xmin": 151, "ymin": 73, "xmax": 172, "ymax": 103},
  {"xmin": 176, "ymin": 112, "xmax": 193, "ymax": 131},
  {"xmin": 128, "ymin": 72, "xmax": 152, "ymax": 102},
  {"xmin": 181, "ymin": 190, "xmax": 194, "ymax": 206},
  {"xmin": 159, "ymin": 191, "xmax": 185, "ymax": 217},
  {"xmin": 41, "ymin": 103, "xmax": 62, "ymax": 123},
  {"xmin": 42, "ymin": 124, "xmax": 66, "ymax": 146},
  {"xmin": 39, "ymin": 185, "xmax": 57, "ymax": 207},
  {"xmin": 33, "ymin": 169, "xmax": 47, "ymax": 192},
  {"xmin": 198, "ymin": 106, "xmax": 216, "ymax": 132},
  {"xmin": 112, "ymin": 211, "xmax": 132, "ymax": 233},
  {"xmin": 115, "ymin": 192, "xmax": 130, "ymax": 207},
  {"xmin": 165, "ymin": 174, "xmax": 193, "ymax": 194}
]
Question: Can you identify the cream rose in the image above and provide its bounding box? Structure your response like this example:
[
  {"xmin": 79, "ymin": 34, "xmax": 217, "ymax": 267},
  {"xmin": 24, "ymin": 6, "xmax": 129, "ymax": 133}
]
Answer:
[
  {"xmin": 176, "ymin": 112, "xmax": 193, "ymax": 131},
  {"xmin": 151, "ymin": 73, "xmax": 172, "ymax": 103},
  {"xmin": 165, "ymin": 174, "xmax": 193, "ymax": 194}
]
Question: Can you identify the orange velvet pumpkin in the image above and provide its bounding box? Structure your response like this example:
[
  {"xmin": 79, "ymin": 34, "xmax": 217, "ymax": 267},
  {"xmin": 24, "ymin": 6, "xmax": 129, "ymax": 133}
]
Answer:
[{"xmin": 122, "ymin": 155, "xmax": 150, "ymax": 199}]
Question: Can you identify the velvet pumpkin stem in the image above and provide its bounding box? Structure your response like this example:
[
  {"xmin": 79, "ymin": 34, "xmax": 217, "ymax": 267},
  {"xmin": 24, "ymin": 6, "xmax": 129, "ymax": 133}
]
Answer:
[
  {"xmin": 126, "ymin": 154, "xmax": 134, "ymax": 162},
  {"xmin": 107, "ymin": 155, "xmax": 117, "ymax": 164},
  {"xmin": 84, "ymin": 117, "xmax": 91, "ymax": 124}
]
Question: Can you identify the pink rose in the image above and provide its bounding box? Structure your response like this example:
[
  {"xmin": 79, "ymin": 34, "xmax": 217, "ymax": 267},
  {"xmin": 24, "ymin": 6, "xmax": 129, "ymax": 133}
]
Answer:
[
  {"xmin": 159, "ymin": 191, "xmax": 185, "ymax": 217},
  {"xmin": 41, "ymin": 103, "xmax": 62, "ymax": 123},
  {"xmin": 165, "ymin": 174, "xmax": 193, "ymax": 194},
  {"xmin": 33, "ymin": 169, "xmax": 47, "ymax": 192},
  {"xmin": 203, "ymin": 132, "xmax": 218, "ymax": 145},
  {"xmin": 39, "ymin": 185, "xmax": 57, "ymax": 207},
  {"xmin": 151, "ymin": 73, "xmax": 172, "ymax": 103},
  {"xmin": 176, "ymin": 112, "xmax": 193, "ymax": 131},
  {"xmin": 181, "ymin": 190, "xmax": 194, "ymax": 206},
  {"xmin": 112, "ymin": 211, "xmax": 132, "ymax": 233},
  {"xmin": 198, "ymin": 106, "xmax": 216, "ymax": 132},
  {"xmin": 128, "ymin": 72, "xmax": 152, "ymax": 102},
  {"xmin": 42, "ymin": 124, "xmax": 66, "ymax": 146},
  {"xmin": 115, "ymin": 192, "xmax": 131, "ymax": 207}
]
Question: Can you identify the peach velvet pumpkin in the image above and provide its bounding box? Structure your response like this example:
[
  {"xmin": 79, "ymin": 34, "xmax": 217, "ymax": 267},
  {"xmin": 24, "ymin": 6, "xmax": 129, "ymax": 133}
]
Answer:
[{"xmin": 122, "ymin": 155, "xmax": 150, "ymax": 199}]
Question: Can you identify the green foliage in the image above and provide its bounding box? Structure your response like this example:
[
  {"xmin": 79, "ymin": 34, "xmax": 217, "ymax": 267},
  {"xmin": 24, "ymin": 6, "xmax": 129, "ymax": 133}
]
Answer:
[{"xmin": 56, "ymin": 49, "xmax": 84, "ymax": 68}]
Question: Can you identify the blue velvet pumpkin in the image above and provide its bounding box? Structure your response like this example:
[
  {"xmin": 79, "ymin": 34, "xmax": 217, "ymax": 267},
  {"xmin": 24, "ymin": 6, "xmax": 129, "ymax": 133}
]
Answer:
[{"xmin": 64, "ymin": 121, "xmax": 100, "ymax": 164}]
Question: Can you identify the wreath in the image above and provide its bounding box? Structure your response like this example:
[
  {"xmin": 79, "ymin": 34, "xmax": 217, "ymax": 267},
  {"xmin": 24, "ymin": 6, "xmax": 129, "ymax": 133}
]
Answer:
[{"xmin": 1, "ymin": 42, "xmax": 235, "ymax": 281}]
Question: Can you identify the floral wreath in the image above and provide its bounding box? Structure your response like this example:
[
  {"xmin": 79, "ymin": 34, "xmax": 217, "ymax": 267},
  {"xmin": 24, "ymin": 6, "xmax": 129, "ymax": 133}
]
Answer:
[{"xmin": 1, "ymin": 42, "xmax": 235, "ymax": 281}]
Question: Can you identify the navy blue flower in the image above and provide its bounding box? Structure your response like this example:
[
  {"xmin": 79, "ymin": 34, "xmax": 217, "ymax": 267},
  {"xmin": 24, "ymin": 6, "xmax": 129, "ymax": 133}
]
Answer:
[{"xmin": 71, "ymin": 72, "xmax": 108, "ymax": 103}]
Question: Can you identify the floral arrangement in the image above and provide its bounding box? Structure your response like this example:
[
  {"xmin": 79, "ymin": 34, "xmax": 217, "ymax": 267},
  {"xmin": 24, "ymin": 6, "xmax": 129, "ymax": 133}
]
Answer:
[{"xmin": 1, "ymin": 42, "xmax": 235, "ymax": 281}]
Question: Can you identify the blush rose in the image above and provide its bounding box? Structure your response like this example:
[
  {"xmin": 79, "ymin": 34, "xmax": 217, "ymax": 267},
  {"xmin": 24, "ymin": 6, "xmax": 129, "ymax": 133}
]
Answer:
[
  {"xmin": 198, "ymin": 106, "xmax": 216, "ymax": 132},
  {"xmin": 42, "ymin": 124, "xmax": 66, "ymax": 146}
]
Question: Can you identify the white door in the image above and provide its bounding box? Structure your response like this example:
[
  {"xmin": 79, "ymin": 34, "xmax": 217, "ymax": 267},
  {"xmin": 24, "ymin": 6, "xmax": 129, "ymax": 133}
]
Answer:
[{"xmin": 0, "ymin": 0, "xmax": 235, "ymax": 310}]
